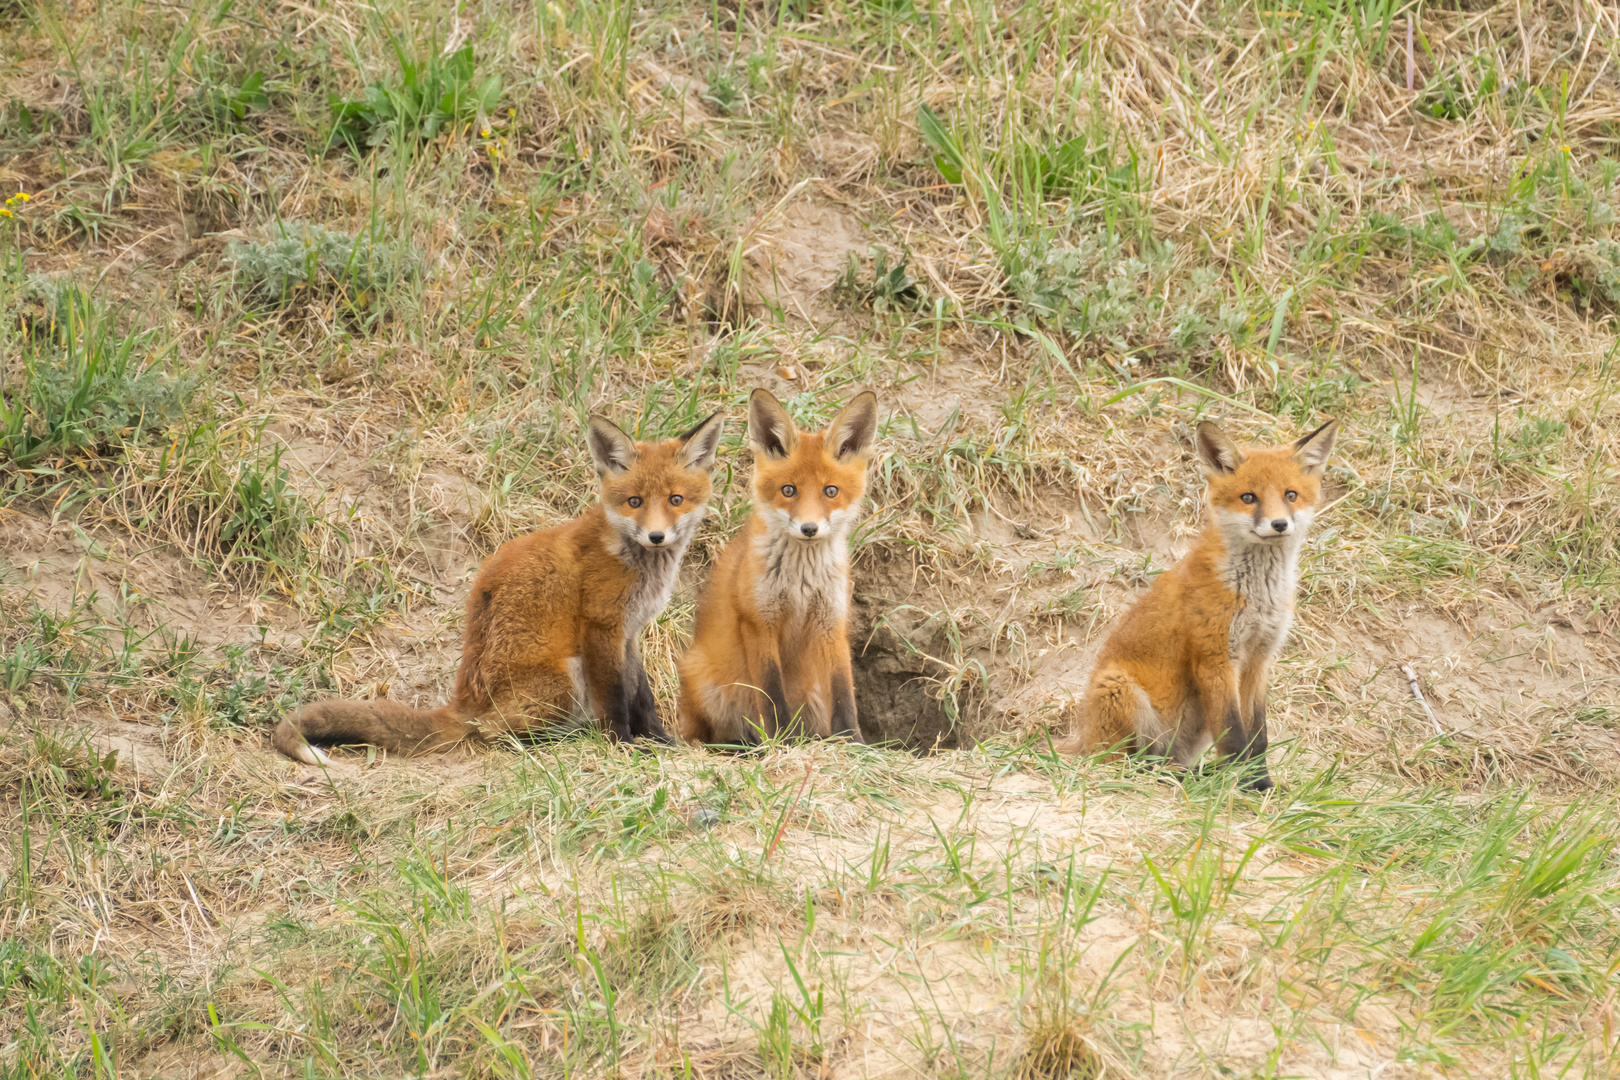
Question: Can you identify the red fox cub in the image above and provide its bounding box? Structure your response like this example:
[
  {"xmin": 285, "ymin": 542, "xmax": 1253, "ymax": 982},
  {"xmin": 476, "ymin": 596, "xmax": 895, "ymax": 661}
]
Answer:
[
  {"xmin": 1055, "ymin": 419, "xmax": 1339, "ymax": 791},
  {"xmin": 677, "ymin": 389, "xmax": 879, "ymax": 746},
  {"xmin": 272, "ymin": 411, "xmax": 725, "ymax": 764}
]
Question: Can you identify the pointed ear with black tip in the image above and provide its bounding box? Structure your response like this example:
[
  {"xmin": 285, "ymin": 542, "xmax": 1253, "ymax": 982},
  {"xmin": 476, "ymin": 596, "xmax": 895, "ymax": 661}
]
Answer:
[
  {"xmin": 587, "ymin": 416, "xmax": 640, "ymax": 476},
  {"xmin": 1195, "ymin": 421, "xmax": 1245, "ymax": 476},
  {"xmin": 677, "ymin": 410, "xmax": 725, "ymax": 471},
  {"xmin": 1291, "ymin": 419, "xmax": 1338, "ymax": 476},
  {"xmin": 826, "ymin": 390, "xmax": 879, "ymax": 461},
  {"xmin": 748, "ymin": 389, "xmax": 798, "ymax": 460}
]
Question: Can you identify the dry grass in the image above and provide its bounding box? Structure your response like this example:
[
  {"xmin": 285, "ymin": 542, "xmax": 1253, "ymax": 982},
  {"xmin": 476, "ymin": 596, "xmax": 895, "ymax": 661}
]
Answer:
[{"xmin": 3, "ymin": 0, "xmax": 1620, "ymax": 1074}]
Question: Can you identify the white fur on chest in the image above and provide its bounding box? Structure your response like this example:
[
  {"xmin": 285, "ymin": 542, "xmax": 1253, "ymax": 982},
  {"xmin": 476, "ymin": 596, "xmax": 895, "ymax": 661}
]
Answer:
[
  {"xmin": 612, "ymin": 511, "xmax": 701, "ymax": 636},
  {"xmin": 1220, "ymin": 536, "xmax": 1302, "ymax": 667},
  {"xmin": 623, "ymin": 551, "xmax": 682, "ymax": 634},
  {"xmin": 752, "ymin": 527, "xmax": 850, "ymax": 628}
]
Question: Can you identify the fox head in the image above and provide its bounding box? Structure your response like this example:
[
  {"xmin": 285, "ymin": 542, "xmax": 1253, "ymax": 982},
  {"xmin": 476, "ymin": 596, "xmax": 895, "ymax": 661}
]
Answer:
[
  {"xmin": 1196, "ymin": 419, "xmax": 1338, "ymax": 548},
  {"xmin": 588, "ymin": 411, "xmax": 725, "ymax": 553},
  {"xmin": 747, "ymin": 388, "xmax": 879, "ymax": 545}
]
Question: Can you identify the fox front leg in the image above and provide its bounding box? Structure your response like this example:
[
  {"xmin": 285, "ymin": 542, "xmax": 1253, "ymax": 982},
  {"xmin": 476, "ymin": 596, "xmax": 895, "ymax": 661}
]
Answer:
[
  {"xmin": 828, "ymin": 641, "xmax": 863, "ymax": 743},
  {"xmin": 1233, "ymin": 662, "xmax": 1274, "ymax": 792},
  {"xmin": 583, "ymin": 626, "xmax": 636, "ymax": 743},
  {"xmin": 758, "ymin": 655, "xmax": 801, "ymax": 740},
  {"xmin": 626, "ymin": 643, "xmax": 677, "ymax": 745},
  {"xmin": 1194, "ymin": 659, "xmax": 1271, "ymax": 790},
  {"xmin": 740, "ymin": 628, "xmax": 795, "ymax": 741}
]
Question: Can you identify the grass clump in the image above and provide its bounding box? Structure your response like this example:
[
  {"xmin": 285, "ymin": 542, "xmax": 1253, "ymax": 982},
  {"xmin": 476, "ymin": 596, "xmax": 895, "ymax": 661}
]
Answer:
[
  {"xmin": 1018, "ymin": 1021, "xmax": 1101, "ymax": 1080},
  {"xmin": 0, "ymin": 284, "xmax": 191, "ymax": 467},
  {"xmin": 226, "ymin": 222, "xmax": 411, "ymax": 309}
]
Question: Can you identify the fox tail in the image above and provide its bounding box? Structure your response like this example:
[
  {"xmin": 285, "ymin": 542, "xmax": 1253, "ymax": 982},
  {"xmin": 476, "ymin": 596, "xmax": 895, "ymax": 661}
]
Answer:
[{"xmin": 271, "ymin": 699, "xmax": 475, "ymax": 764}]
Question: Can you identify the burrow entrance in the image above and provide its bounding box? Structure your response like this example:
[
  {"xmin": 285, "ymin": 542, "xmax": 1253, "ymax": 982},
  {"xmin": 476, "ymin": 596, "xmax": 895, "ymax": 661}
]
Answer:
[{"xmin": 849, "ymin": 581, "xmax": 990, "ymax": 752}]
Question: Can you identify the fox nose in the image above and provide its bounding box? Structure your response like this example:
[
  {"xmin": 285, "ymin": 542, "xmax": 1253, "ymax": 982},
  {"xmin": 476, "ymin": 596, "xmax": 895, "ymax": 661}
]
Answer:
[
  {"xmin": 647, "ymin": 531, "xmax": 666, "ymax": 545},
  {"xmin": 1270, "ymin": 519, "xmax": 1289, "ymax": 533},
  {"xmin": 800, "ymin": 522, "xmax": 819, "ymax": 538}
]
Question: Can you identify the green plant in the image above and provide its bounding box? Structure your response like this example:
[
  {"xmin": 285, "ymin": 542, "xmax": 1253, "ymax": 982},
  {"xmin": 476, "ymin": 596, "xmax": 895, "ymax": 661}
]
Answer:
[
  {"xmin": 833, "ymin": 246, "xmax": 925, "ymax": 314},
  {"xmin": 703, "ymin": 68, "xmax": 744, "ymax": 114},
  {"xmin": 191, "ymin": 70, "xmax": 270, "ymax": 131},
  {"xmin": 329, "ymin": 43, "xmax": 501, "ymax": 152}
]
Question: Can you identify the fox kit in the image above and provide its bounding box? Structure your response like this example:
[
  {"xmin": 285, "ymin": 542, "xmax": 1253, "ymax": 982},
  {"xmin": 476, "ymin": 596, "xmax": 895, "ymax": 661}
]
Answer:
[
  {"xmin": 1055, "ymin": 419, "xmax": 1339, "ymax": 791},
  {"xmin": 677, "ymin": 389, "xmax": 879, "ymax": 746},
  {"xmin": 273, "ymin": 412, "xmax": 725, "ymax": 764}
]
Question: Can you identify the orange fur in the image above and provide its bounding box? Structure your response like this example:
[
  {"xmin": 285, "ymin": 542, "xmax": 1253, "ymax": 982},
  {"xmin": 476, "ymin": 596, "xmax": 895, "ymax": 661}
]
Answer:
[
  {"xmin": 272, "ymin": 412, "xmax": 724, "ymax": 764},
  {"xmin": 678, "ymin": 389, "xmax": 879, "ymax": 746},
  {"xmin": 1054, "ymin": 419, "xmax": 1339, "ymax": 791}
]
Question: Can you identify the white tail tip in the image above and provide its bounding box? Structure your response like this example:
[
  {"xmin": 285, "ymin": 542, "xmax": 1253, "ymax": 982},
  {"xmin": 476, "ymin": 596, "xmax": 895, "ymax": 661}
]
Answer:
[{"xmin": 294, "ymin": 743, "xmax": 332, "ymax": 766}]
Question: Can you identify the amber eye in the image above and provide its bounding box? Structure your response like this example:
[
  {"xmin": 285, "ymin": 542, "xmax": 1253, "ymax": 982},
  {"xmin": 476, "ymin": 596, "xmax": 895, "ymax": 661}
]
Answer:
[
  {"xmin": 1285, "ymin": 490, "xmax": 1298, "ymax": 502},
  {"xmin": 669, "ymin": 494, "xmax": 683, "ymax": 506},
  {"xmin": 823, "ymin": 485, "xmax": 838, "ymax": 498},
  {"xmin": 781, "ymin": 484, "xmax": 797, "ymax": 497},
  {"xmin": 627, "ymin": 496, "xmax": 642, "ymax": 508},
  {"xmin": 1240, "ymin": 493, "xmax": 1257, "ymax": 504}
]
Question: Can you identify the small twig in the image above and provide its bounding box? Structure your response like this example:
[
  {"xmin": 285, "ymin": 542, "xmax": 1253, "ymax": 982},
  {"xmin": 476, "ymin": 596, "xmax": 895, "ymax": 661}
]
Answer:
[
  {"xmin": 182, "ymin": 873, "xmax": 214, "ymax": 926},
  {"xmin": 1399, "ymin": 662, "xmax": 1444, "ymax": 736},
  {"xmin": 1526, "ymin": 753, "xmax": 1587, "ymax": 785}
]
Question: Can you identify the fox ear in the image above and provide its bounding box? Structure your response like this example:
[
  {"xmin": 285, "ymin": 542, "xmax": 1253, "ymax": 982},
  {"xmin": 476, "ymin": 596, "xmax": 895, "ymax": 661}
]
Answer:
[
  {"xmin": 677, "ymin": 410, "xmax": 725, "ymax": 471},
  {"xmin": 748, "ymin": 389, "xmax": 797, "ymax": 460},
  {"xmin": 1195, "ymin": 421, "xmax": 1244, "ymax": 475},
  {"xmin": 1292, "ymin": 419, "xmax": 1338, "ymax": 476},
  {"xmin": 826, "ymin": 390, "xmax": 879, "ymax": 461},
  {"xmin": 587, "ymin": 416, "xmax": 639, "ymax": 476}
]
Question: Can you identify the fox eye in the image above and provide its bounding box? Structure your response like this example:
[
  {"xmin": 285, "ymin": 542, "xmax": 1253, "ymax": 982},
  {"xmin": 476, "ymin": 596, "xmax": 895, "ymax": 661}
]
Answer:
[
  {"xmin": 823, "ymin": 485, "xmax": 838, "ymax": 498},
  {"xmin": 1240, "ymin": 493, "xmax": 1257, "ymax": 505},
  {"xmin": 669, "ymin": 494, "xmax": 683, "ymax": 506},
  {"xmin": 781, "ymin": 484, "xmax": 797, "ymax": 497},
  {"xmin": 627, "ymin": 496, "xmax": 643, "ymax": 508},
  {"xmin": 1285, "ymin": 490, "xmax": 1298, "ymax": 502}
]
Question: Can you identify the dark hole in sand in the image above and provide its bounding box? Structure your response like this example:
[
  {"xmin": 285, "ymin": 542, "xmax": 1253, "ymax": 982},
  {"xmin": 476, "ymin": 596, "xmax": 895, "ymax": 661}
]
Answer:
[{"xmin": 849, "ymin": 597, "xmax": 986, "ymax": 752}]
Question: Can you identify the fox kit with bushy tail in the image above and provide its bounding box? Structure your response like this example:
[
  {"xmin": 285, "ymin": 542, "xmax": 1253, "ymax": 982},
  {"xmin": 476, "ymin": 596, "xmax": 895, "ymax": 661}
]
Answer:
[
  {"xmin": 1055, "ymin": 419, "xmax": 1339, "ymax": 790},
  {"xmin": 273, "ymin": 412, "xmax": 725, "ymax": 764},
  {"xmin": 678, "ymin": 389, "xmax": 879, "ymax": 746}
]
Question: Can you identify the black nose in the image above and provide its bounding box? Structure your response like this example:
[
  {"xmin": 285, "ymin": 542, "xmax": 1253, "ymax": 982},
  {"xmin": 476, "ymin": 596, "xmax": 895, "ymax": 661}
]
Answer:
[
  {"xmin": 1270, "ymin": 519, "xmax": 1289, "ymax": 533},
  {"xmin": 647, "ymin": 531, "xmax": 665, "ymax": 545},
  {"xmin": 800, "ymin": 523, "xmax": 819, "ymax": 538}
]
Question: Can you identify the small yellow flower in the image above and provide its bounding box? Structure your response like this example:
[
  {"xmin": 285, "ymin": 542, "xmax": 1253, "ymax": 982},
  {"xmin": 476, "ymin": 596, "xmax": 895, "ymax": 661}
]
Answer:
[
  {"xmin": 507, "ymin": 108, "xmax": 516, "ymax": 116},
  {"xmin": 480, "ymin": 127, "xmax": 491, "ymax": 138},
  {"xmin": 1562, "ymin": 144, "xmax": 1572, "ymax": 153},
  {"xmin": 0, "ymin": 208, "xmax": 12, "ymax": 219}
]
